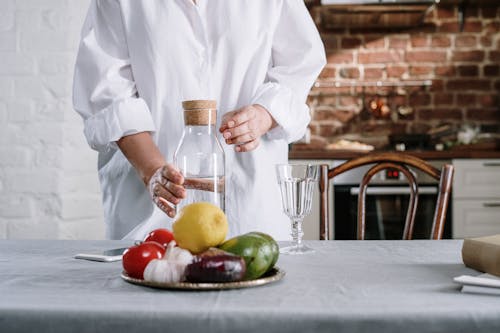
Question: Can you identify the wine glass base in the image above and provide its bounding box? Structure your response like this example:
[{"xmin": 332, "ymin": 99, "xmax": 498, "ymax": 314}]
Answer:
[{"xmin": 280, "ymin": 244, "xmax": 315, "ymax": 255}]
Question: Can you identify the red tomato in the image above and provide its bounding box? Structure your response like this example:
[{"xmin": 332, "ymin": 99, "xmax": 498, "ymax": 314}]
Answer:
[
  {"xmin": 144, "ymin": 228, "xmax": 175, "ymax": 247},
  {"xmin": 122, "ymin": 241, "xmax": 165, "ymax": 279}
]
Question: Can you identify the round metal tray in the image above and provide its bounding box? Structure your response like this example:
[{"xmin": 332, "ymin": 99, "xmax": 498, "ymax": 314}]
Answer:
[{"xmin": 121, "ymin": 267, "xmax": 285, "ymax": 290}]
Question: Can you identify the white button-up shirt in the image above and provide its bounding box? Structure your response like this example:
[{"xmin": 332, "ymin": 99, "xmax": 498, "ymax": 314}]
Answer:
[{"xmin": 73, "ymin": 0, "xmax": 326, "ymax": 240}]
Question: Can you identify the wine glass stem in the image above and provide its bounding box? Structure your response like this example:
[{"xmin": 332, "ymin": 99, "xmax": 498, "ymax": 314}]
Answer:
[{"xmin": 291, "ymin": 218, "xmax": 304, "ymax": 248}]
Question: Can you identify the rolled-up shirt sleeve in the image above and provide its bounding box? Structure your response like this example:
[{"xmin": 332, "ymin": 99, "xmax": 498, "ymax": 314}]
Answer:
[
  {"xmin": 251, "ymin": 0, "xmax": 326, "ymax": 143},
  {"xmin": 72, "ymin": 0, "xmax": 155, "ymax": 152}
]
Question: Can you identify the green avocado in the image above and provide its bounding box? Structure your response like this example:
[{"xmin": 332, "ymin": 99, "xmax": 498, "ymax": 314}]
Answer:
[
  {"xmin": 219, "ymin": 232, "xmax": 279, "ymax": 280},
  {"xmin": 245, "ymin": 231, "xmax": 279, "ymax": 270}
]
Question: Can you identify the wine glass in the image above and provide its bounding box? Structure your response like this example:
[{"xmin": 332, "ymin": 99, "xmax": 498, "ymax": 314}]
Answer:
[{"xmin": 276, "ymin": 164, "xmax": 319, "ymax": 254}]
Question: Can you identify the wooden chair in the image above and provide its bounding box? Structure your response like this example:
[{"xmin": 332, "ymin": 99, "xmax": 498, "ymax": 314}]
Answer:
[{"xmin": 318, "ymin": 152, "xmax": 454, "ymax": 240}]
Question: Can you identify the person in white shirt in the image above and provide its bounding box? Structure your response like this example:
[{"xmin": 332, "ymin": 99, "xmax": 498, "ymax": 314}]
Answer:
[{"xmin": 73, "ymin": 0, "xmax": 326, "ymax": 241}]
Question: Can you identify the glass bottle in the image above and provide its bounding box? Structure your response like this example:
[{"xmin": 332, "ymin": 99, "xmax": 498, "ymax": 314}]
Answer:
[{"xmin": 173, "ymin": 100, "xmax": 225, "ymax": 213}]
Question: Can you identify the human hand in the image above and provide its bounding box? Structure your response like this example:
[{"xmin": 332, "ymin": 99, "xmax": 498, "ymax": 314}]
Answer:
[
  {"xmin": 147, "ymin": 164, "xmax": 186, "ymax": 218},
  {"xmin": 219, "ymin": 104, "xmax": 277, "ymax": 152}
]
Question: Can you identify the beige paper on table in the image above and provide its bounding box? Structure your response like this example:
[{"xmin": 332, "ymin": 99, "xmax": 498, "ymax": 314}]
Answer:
[{"xmin": 462, "ymin": 234, "xmax": 500, "ymax": 278}]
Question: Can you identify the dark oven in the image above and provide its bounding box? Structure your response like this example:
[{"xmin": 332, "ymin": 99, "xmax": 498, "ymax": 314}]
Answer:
[{"xmin": 333, "ymin": 160, "xmax": 452, "ymax": 240}]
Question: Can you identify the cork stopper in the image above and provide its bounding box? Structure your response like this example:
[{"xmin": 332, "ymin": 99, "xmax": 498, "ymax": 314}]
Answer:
[
  {"xmin": 182, "ymin": 100, "xmax": 216, "ymax": 110},
  {"xmin": 182, "ymin": 100, "xmax": 217, "ymax": 126}
]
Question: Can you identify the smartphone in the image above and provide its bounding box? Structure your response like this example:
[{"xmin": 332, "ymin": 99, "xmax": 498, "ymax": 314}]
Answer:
[{"xmin": 74, "ymin": 247, "xmax": 128, "ymax": 262}]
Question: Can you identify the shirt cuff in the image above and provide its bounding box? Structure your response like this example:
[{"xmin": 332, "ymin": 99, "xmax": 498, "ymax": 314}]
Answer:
[
  {"xmin": 83, "ymin": 98, "xmax": 156, "ymax": 152},
  {"xmin": 251, "ymin": 82, "xmax": 310, "ymax": 143}
]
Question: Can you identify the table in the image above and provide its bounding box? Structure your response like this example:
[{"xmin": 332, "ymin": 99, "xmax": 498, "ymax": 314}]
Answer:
[{"xmin": 1, "ymin": 240, "xmax": 499, "ymax": 333}]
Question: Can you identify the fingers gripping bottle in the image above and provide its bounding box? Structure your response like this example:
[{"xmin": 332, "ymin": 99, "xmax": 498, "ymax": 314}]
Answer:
[{"xmin": 173, "ymin": 100, "xmax": 225, "ymax": 213}]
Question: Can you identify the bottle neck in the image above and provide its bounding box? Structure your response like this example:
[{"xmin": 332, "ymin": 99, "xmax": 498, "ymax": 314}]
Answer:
[{"xmin": 185, "ymin": 124, "xmax": 216, "ymax": 135}]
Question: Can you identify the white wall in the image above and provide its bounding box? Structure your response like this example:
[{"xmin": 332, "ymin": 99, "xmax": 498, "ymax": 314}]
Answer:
[{"xmin": 0, "ymin": 0, "xmax": 104, "ymax": 239}]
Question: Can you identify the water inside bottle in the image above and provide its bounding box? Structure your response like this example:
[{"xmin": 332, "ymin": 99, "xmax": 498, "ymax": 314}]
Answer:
[{"xmin": 176, "ymin": 176, "xmax": 225, "ymax": 212}]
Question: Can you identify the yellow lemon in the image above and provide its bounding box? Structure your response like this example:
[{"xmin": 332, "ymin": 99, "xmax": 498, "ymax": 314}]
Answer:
[{"xmin": 172, "ymin": 202, "xmax": 228, "ymax": 254}]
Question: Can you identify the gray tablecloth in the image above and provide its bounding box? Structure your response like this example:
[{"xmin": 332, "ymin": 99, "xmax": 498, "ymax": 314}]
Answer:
[{"xmin": 0, "ymin": 239, "xmax": 499, "ymax": 333}]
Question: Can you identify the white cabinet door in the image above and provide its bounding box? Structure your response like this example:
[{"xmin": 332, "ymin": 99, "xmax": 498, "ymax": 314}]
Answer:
[
  {"xmin": 453, "ymin": 199, "xmax": 500, "ymax": 239},
  {"xmin": 452, "ymin": 159, "xmax": 500, "ymax": 239},
  {"xmin": 453, "ymin": 159, "xmax": 500, "ymax": 199}
]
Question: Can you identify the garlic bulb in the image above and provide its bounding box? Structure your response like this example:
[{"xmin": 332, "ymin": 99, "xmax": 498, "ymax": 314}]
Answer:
[
  {"xmin": 143, "ymin": 259, "xmax": 184, "ymax": 283},
  {"xmin": 164, "ymin": 241, "xmax": 193, "ymax": 266},
  {"xmin": 143, "ymin": 241, "xmax": 194, "ymax": 283}
]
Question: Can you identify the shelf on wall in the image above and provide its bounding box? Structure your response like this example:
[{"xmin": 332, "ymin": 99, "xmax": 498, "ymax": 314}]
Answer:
[
  {"xmin": 309, "ymin": 80, "xmax": 433, "ymax": 98},
  {"xmin": 436, "ymin": 0, "xmax": 500, "ymax": 5},
  {"xmin": 315, "ymin": 1, "xmax": 437, "ymax": 29},
  {"xmin": 313, "ymin": 79, "xmax": 433, "ymax": 88}
]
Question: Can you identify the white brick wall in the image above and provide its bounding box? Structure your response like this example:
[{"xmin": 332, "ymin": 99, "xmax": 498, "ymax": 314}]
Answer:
[{"xmin": 0, "ymin": 0, "xmax": 105, "ymax": 239}]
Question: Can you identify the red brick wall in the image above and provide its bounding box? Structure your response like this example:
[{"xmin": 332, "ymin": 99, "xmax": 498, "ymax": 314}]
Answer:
[{"xmin": 308, "ymin": 4, "xmax": 500, "ymax": 148}]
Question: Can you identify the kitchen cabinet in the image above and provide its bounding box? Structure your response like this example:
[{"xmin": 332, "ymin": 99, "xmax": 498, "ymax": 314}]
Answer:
[{"xmin": 452, "ymin": 159, "xmax": 500, "ymax": 238}]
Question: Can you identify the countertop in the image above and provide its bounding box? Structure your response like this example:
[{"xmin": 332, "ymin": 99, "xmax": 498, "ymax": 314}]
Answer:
[{"xmin": 289, "ymin": 148, "xmax": 500, "ymax": 160}]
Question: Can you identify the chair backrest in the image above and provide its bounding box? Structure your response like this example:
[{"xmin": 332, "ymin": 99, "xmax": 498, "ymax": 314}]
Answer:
[{"xmin": 319, "ymin": 152, "xmax": 454, "ymax": 240}]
